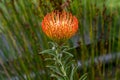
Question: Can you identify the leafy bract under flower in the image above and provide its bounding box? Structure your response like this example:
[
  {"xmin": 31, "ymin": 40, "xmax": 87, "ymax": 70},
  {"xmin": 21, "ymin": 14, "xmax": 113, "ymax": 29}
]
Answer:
[{"xmin": 42, "ymin": 11, "xmax": 78, "ymax": 43}]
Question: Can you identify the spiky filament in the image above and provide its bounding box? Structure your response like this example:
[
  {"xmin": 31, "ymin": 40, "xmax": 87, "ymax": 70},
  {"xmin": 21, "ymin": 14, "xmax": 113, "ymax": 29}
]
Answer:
[{"xmin": 42, "ymin": 11, "xmax": 78, "ymax": 43}]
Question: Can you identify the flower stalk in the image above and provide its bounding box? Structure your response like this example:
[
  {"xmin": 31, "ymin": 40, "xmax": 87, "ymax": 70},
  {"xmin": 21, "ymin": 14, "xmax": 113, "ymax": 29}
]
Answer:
[
  {"xmin": 39, "ymin": 42, "xmax": 87, "ymax": 80},
  {"xmin": 40, "ymin": 11, "xmax": 87, "ymax": 80},
  {"xmin": 40, "ymin": 42, "xmax": 77, "ymax": 80}
]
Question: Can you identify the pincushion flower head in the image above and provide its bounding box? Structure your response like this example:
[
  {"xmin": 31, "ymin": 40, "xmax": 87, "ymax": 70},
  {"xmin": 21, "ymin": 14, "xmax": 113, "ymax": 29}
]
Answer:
[{"xmin": 42, "ymin": 11, "xmax": 78, "ymax": 43}]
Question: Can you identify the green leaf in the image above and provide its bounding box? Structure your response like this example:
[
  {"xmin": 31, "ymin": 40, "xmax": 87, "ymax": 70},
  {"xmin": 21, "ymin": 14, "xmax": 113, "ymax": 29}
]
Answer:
[
  {"xmin": 48, "ymin": 42, "xmax": 58, "ymax": 48},
  {"xmin": 61, "ymin": 45, "xmax": 69, "ymax": 50},
  {"xmin": 62, "ymin": 51, "xmax": 73, "ymax": 57},
  {"xmin": 79, "ymin": 73, "xmax": 87, "ymax": 80},
  {"xmin": 39, "ymin": 49, "xmax": 53, "ymax": 54},
  {"xmin": 63, "ymin": 56, "xmax": 75, "ymax": 70},
  {"xmin": 61, "ymin": 45, "xmax": 75, "ymax": 51},
  {"xmin": 62, "ymin": 55, "xmax": 72, "ymax": 67},
  {"xmin": 44, "ymin": 58, "xmax": 55, "ymax": 61},
  {"xmin": 46, "ymin": 65, "xmax": 63, "ymax": 76},
  {"xmin": 65, "ymin": 60, "xmax": 75, "ymax": 71},
  {"xmin": 51, "ymin": 74, "xmax": 64, "ymax": 80},
  {"xmin": 66, "ymin": 47, "xmax": 76, "ymax": 51},
  {"xmin": 39, "ymin": 49, "xmax": 56, "ymax": 57},
  {"xmin": 70, "ymin": 66, "xmax": 78, "ymax": 80}
]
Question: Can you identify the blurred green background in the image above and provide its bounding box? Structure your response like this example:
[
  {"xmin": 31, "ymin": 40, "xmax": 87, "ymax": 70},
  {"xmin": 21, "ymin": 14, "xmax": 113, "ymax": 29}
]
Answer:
[{"xmin": 0, "ymin": 0, "xmax": 120, "ymax": 80}]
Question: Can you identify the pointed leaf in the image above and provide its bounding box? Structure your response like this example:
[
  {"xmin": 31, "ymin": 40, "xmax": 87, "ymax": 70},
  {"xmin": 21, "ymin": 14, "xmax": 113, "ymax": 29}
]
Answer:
[
  {"xmin": 46, "ymin": 65, "xmax": 63, "ymax": 76},
  {"xmin": 62, "ymin": 56, "xmax": 72, "ymax": 67},
  {"xmin": 70, "ymin": 66, "xmax": 78, "ymax": 80},
  {"xmin": 65, "ymin": 60, "xmax": 75, "ymax": 70},
  {"xmin": 51, "ymin": 74, "xmax": 64, "ymax": 80},
  {"xmin": 79, "ymin": 73, "xmax": 87, "ymax": 80},
  {"xmin": 44, "ymin": 58, "xmax": 55, "ymax": 61},
  {"xmin": 39, "ymin": 49, "xmax": 53, "ymax": 54},
  {"xmin": 62, "ymin": 51, "xmax": 73, "ymax": 57},
  {"xmin": 39, "ymin": 49, "xmax": 56, "ymax": 57}
]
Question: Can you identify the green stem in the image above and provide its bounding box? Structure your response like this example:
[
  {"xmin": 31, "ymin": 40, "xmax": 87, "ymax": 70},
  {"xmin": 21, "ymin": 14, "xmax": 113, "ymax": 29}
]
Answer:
[{"xmin": 55, "ymin": 47, "xmax": 69, "ymax": 80}]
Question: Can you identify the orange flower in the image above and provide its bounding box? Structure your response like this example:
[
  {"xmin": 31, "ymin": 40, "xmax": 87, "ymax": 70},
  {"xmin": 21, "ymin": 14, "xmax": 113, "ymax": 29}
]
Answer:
[{"xmin": 42, "ymin": 11, "xmax": 78, "ymax": 43}]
